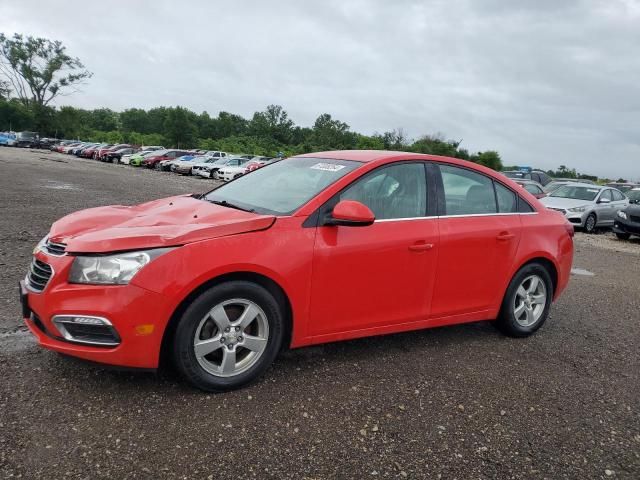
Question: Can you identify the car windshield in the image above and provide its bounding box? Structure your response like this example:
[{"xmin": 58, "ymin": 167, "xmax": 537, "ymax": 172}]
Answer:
[
  {"xmin": 543, "ymin": 181, "xmax": 568, "ymax": 193},
  {"xmin": 627, "ymin": 189, "xmax": 640, "ymax": 202},
  {"xmin": 204, "ymin": 157, "xmax": 360, "ymax": 215},
  {"xmin": 550, "ymin": 185, "xmax": 600, "ymax": 201}
]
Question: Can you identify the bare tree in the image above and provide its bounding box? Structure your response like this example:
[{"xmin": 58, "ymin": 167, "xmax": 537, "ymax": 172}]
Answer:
[{"xmin": 0, "ymin": 33, "xmax": 92, "ymax": 107}]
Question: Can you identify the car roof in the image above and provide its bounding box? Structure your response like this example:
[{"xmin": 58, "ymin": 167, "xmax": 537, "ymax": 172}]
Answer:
[
  {"xmin": 294, "ymin": 150, "xmax": 520, "ymax": 181},
  {"xmin": 296, "ymin": 150, "xmax": 429, "ymax": 163}
]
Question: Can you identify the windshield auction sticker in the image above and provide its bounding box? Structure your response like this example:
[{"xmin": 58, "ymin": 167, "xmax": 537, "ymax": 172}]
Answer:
[{"xmin": 310, "ymin": 163, "xmax": 346, "ymax": 172}]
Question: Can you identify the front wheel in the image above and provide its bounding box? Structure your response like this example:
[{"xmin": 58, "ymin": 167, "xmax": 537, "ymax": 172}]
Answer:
[
  {"xmin": 615, "ymin": 232, "xmax": 631, "ymax": 240},
  {"xmin": 584, "ymin": 213, "xmax": 597, "ymax": 234},
  {"xmin": 173, "ymin": 281, "xmax": 284, "ymax": 392},
  {"xmin": 495, "ymin": 263, "xmax": 553, "ymax": 338}
]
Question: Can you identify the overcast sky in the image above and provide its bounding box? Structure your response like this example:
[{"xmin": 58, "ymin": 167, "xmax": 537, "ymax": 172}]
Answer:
[{"xmin": 4, "ymin": 0, "xmax": 640, "ymax": 179}]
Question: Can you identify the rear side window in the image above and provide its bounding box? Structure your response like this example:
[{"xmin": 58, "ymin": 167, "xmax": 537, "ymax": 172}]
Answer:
[
  {"xmin": 612, "ymin": 190, "xmax": 625, "ymax": 201},
  {"xmin": 494, "ymin": 182, "xmax": 517, "ymax": 213},
  {"xmin": 524, "ymin": 184, "xmax": 543, "ymax": 195},
  {"xmin": 439, "ymin": 165, "xmax": 497, "ymax": 215},
  {"xmin": 538, "ymin": 172, "xmax": 551, "ymax": 185},
  {"xmin": 518, "ymin": 198, "xmax": 535, "ymax": 212}
]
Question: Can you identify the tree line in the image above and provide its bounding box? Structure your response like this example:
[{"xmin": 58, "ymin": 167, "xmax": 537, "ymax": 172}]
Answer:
[{"xmin": 0, "ymin": 99, "xmax": 501, "ymax": 168}]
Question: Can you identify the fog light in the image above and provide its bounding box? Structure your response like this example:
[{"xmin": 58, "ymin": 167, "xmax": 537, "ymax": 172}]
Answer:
[{"xmin": 52, "ymin": 315, "xmax": 120, "ymax": 347}]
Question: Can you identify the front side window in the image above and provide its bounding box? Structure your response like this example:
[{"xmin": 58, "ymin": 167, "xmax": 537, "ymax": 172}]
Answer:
[
  {"xmin": 339, "ymin": 163, "xmax": 427, "ymax": 220},
  {"xmin": 440, "ymin": 165, "xmax": 497, "ymax": 215},
  {"xmin": 599, "ymin": 190, "xmax": 612, "ymax": 202}
]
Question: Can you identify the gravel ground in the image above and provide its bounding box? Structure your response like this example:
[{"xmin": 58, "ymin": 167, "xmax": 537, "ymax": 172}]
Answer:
[{"xmin": 0, "ymin": 148, "xmax": 639, "ymax": 479}]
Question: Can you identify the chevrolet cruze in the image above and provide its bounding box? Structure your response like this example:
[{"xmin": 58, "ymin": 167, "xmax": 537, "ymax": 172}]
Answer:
[{"xmin": 20, "ymin": 151, "xmax": 574, "ymax": 391}]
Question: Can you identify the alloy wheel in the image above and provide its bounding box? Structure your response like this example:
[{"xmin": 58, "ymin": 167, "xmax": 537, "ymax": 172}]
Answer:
[
  {"xmin": 513, "ymin": 275, "xmax": 547, "ymax": 327},
  {"xmin": 193, "ymin": 298, "xmax": 269, "ymax": 378}
]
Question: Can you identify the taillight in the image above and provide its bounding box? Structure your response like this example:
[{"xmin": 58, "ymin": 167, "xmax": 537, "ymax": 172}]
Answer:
[{"xmin": 564, "ymin": 222, "xmax": 575, "ymax": 238}]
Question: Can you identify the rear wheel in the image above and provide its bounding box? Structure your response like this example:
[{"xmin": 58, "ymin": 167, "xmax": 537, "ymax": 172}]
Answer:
[
  {"xmin": 173, "ymin": 281, "xmax": 284, "ymax": 392},
  {"xmin": 495, "ymin": 263, "xmax": 553, "ymax": 337},
  {"xmin": 615, "ymin": 232, "xmax": 631, "ymax": 240},
  {"xmin": 584, "ymin": 213, "xmax": 597, "ymax": 233}
]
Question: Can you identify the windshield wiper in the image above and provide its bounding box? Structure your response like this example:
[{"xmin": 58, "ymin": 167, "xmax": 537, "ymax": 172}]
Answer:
[{"xmin": 209, "ymin": 199, "xmax": 255, "ymax": 213}]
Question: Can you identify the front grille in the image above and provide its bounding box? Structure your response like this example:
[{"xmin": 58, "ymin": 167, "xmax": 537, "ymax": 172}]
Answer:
[
  {"xmin": 630, "ymin": 215, "xmax": 640, "ymax": 223},
  {"xmin": 27, "ymin": 258, "xmax": 53, "ymax": 292},
  {"xmin": 44, "ymin": 240, "xmax": 66, "ymax": 256}
]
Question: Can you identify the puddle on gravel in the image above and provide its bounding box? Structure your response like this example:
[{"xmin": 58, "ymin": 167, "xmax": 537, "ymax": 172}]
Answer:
[
  {"xmin": 43, "ymin": 180, "xmax": 80, "ymax": 190},
  {"xmin": 571, "ymin": 268, "xmax": 595, "ymax": 276},
  {"xmin": 0, "ymin": 329, "xmax": 35, "ymax": 353}
]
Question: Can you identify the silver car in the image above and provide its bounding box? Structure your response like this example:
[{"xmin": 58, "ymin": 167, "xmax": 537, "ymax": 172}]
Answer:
[{"xmin": 540, "ymin": 183, "xmax": 629, "ymax": 233}]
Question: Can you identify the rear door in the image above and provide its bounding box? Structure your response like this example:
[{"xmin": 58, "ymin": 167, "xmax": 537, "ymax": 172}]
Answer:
[{"xmin": 430, "ymin": 164, "xmax": 522, "ymax": 318}]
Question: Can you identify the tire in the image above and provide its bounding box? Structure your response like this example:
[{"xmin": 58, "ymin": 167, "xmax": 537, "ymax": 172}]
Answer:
[
  {"xmin": 615, "ymin": 232, "xmax": 631, "ymax": 240},
  {"xmin": 584, "ymin": 213, "xmax": 597, "ymax": 234},
  {"xmin": 495, "ymin": 263, "xmax": 553, "ymax": 338},
  {"xmin": 173, "ymin": 281, "xmax": 284, "ymax": 392}
]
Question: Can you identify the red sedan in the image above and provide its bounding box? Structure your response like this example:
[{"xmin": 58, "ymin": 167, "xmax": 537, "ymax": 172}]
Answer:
[{"xmin": 21, "ymin": 151, "xmax": 574, "ymax": 391}]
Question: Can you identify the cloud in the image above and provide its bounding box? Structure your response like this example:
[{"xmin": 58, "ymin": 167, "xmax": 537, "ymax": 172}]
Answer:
[{"xmin": 3, "ymin": 0, "xmax": 639, "ymax": 179}]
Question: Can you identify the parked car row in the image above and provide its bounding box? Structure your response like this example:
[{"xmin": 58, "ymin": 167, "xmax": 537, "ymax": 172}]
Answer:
[
  {"xmin": 49, "ymin": 140, "xmax": 281, "ymax": 182},
  {"xmin": 501, "ymin": 171, "xmax": 639, "ymax": 239}
]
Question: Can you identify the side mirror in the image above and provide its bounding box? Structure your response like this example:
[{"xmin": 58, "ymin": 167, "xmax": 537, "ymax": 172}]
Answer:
[
  {"xmin": 598, "ymin": 197, "xmax": 611, "ymax": 204},
  {"xmin": 325, "ymin": 200, "xmax": 375, "ymax": 227}
]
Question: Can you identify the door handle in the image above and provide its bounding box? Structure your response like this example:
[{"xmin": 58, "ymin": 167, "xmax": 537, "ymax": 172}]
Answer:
[
  {"xmin": 408, "ymin": 242, "xmax": 434, "ymax": 252},
  {"xmin": 496, "ymin": 232, "xmax": 515, "ymax": 241}
]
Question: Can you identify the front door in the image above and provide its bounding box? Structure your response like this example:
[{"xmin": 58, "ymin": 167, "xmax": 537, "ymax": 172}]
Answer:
[{"xmin": 309, "ymin": 162, "xmax": 439, "ymax": 337}]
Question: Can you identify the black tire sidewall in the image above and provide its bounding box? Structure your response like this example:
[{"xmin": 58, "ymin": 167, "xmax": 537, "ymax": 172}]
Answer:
[
  {"xmin": 497, "ymin": 263, "xmax": 553, "ymax": 337},
  {"xmin": 173, "ymin": 281, "xmax": 284, "ymax": 392},
  {"xmin": 584, "ymin": 213, "xmax": 597, "ymax": 233}
]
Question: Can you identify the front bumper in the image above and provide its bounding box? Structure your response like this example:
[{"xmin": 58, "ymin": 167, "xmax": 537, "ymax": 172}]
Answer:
[
  {"xmin": 21, "ymin": 252, "xmax": 172, "ymax": 369},
  {"xmin": 547, "ymin": 207, "xmax": 588, "ymax": 227},
  {"xmin": 613, "ymin": 218, "xmax": 640, "ymax": 236}
]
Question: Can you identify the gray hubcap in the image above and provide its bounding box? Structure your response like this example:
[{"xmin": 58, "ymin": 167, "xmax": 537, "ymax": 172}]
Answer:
[
  {"xmin": 193, "ymin": 298, "xmax": 269, "ymax": 377},
  {"xmin": 513, "ymin": 275, "xmax": 547, "ymax": 327},
  {"xmin": 586, "ymin": 215, "xmax": 595, "ymax": 231}
]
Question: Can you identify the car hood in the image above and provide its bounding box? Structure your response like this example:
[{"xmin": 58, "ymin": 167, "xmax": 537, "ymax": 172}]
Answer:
[
  {"xmin": 48, "ymin": 195, "xmax": 276, "ymax": 253},
  {"xmin": 539, "ymin": 197, "xmax": 594, "ymax": 209}
]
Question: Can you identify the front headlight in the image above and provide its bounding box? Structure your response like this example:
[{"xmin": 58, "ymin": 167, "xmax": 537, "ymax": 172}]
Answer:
[
  {"xmin": 34, "ymin": 235, "xmax": 48, "ymax": 254},
  {"xmin": 617, "ymin": 210, "xmax": 628, "ymax": 220},
  {"xmin": 568, "ymin": 206, "xmax": 587, "ymax": 213},
  {"xmin": 69, "ymin": 248, "xmax": 174, "ymax": 285}
]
